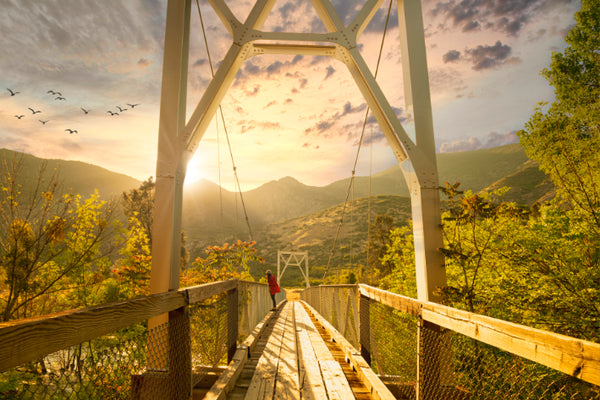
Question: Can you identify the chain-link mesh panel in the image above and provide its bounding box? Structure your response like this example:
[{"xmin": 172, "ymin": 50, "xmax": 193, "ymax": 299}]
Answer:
[
  {"xmin": 300, "ymin": 286, "xmax": 321, "ymax": 315},
  {"xmin": 418, "ymin": 323, "xmax": 600, "ymax": 400},
  {"xmin": 0, "ymin": 292, "xmax": 247, "ymax": 399},
  {"xmin": 313, "ymin": 285, "xmax": 359, "ymax": 348},
  {"xmin": 188, "ymin": 294, "xmax": 230, "ymax": 370},
  {"xmin": 0, "ymin": 310, "xmax": 194, "ymax": 399},
  {"xmin": 238, "ymin": 280, "xmax": 285, "ymax": 340},
  {"xmin": 369, "ymin": 301, "xmax": 419, "ymax": 395}
]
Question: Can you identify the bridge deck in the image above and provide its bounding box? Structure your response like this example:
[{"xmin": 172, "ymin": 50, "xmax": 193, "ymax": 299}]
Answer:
[{"xmin": 203, "ymin": 301, "xmax": 393, "ymax": 400}]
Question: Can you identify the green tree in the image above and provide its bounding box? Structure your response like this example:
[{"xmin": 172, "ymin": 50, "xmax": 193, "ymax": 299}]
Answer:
[
  {"xmin": 121, "ymin": 177, "xmax": 154, "ymax": 247},
  {"xmin": 380, "ymin": 224, "xmax": 417, "ymax": 298},
  {"xmin": 439, "ymin": 183, "xmax": 527, "ymax": 314},
  {"xmin": 365, "ymin": 214, "xmax": 394, "ymax": 281},
  {"xmin": 183, "ymin": 240, "xmax": 263, "ymax": 286},
  {"xmin": 0, "ymin": 157, "xmax": 116, "ymax": 321},
  {"xmin": 517, "ymin": 0, "xmax": 600, "ymax": 340}
]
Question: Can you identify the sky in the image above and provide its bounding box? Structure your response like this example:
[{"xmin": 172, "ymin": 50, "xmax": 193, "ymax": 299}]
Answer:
[{"xmin": 0, "ymin": 0, "xmax": 580, "ymax": 191}]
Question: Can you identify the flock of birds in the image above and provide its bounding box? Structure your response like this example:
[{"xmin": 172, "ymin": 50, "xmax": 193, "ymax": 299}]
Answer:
[{"xmin": 7, "ymin": 87, "xmax": 140, "ymax": 135}]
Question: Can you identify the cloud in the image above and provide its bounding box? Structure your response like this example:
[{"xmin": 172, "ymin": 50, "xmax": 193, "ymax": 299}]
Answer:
[
  {"xmin": 137, "ymin": 58, "xmax": 151, "ymax": 67},
  {"xmin": 443, "ymin": 49, "xmax": 461, "ymax": 63},
  {"xmin": 439, "ymin": 130, "xmax": 519, "ymax": 152},
  {"xmin": 462, "ymin": 20, "xmax": 480, "ymax": 32},
  {"xmin": 465, "ymin": 41, "xmax": 513, "ymax": 70},
  {"xmin": 341, "ymin": 102, "xmax": 367, "ymax": 116},
  {"xmin": 239, "ymin": 120, "xmax": 282, "ymax": 134},
  {"xmin": 429, "ymin": 0, "xmax": 570, "ymax": 36},
  {"xmin": 324, "ymin": 65, "xmax": 336, "ymax": 80}
]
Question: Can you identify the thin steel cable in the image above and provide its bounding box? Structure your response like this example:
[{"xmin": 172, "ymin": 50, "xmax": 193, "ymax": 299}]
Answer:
[
  {"xmin": 322, "ymin": 0, "xmax": 394, "ymax": 280},
  {"xmin": 196, "ymin": 0, "xmax": 254, "ymax": 241}
]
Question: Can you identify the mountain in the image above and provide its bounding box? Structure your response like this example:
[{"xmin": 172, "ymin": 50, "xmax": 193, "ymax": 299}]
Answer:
[
  {"xmin": 0, "ymin": 149, "xmax": 140, "ymax": 199},
  {"xmin": 182, "ymin": 143, "xmax": 550, "ymax": 239}
]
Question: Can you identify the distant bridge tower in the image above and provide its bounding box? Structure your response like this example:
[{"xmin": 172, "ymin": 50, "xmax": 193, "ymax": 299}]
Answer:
[{"xmin": 277, "ymin": 251, "xmax": 310, "ymax": 288}]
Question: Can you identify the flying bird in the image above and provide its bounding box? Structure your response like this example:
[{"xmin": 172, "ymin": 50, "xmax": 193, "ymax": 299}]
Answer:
[
  {"xmin": 127, "ymin": 103, "xmax": 140, "ymax": 108},
  {"xmin": 55, "ymin": 96, "xmax": 66, "ymax": 101},
  {"xmin": 14, "ymin": 115, "xmax": 25, "ymax": 119},
  {"xmin": 28, "ymin": 107, "xmax": 41, "ymax": 114},
  {"xmin": 81, "ymin": 107, "xmax": 90, "ymax": 114},
  {"xmin": 116, "ymin": 105, "xmax": 127, "ymax": 112},
  {"xmin": 107, "ymin": 110, "xmax": 119, "ymax": 116},
  {"xmin": 7, "ymin": 88, "xmax": 20, "ymax": 96},
  {"xmin": 47, "ymin": 90, "xmax": 62, "ymax": 96},
  {"xmin": 65, "ymin": 129, "xmax": 78, "ymax": 134},
  {"xmin": 39, "ymin": 120, "xmax": 49, "ymax": 125}
]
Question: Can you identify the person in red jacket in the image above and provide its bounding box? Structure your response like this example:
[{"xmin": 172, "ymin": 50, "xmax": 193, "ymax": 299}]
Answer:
[{"xmin": 266, "ymin": 270, "xmax": 280, "ymax": 310}]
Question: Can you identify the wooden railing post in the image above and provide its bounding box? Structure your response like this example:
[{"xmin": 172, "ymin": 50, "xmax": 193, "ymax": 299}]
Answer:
[
  {"xmin": 169, "ymin": 306, "xmax": 192, "ymax": 399},
  {"xmin": 359, "ymin": 294, "xmax": 372, "ymax": 365},
  {"xmin": 227, "ymin": 287, "xmax": 239, "ymax": 363}
]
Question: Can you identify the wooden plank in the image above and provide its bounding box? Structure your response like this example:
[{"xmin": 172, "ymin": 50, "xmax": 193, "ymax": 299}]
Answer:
[
  {"xmin": 294, "ymin": 303, "xmax": 328, "ymax": 400},
  {"xmin": 319, "ymin": 360, "xmax": 356, "ymax": 400},
  {"xmin": 204, "ymin": 306, "xmax": 281, "ymax": 400},
  {"xmin": 358, "ymin": 284, "xmax": 421, "ymax": 316},
  {"xmin": 0, "ymin": 290, "xmax": 186, "ymax": 372},
  {"xmin": 421, "ymin": 303, "xmax": 600, "ymax": 386},
  {"xmin": 186, "ymin": 278, "xmax": 238, "ymax": 304},
  {"xmin": 203, "ymin": 347, "xmax": 248, "ymax": 400},
  {"xmin": 274, "ymin": 303, "xmax": 300, "ymax": 400},
  {"xmin": 302, "ymin": 301, "xmax": 396, "ymax": 400},
  {"xmin": 301, "ymin": 305, "xmax": 355, "ymax": 399},
  {"xmin": 244, "ymin": 303, "xmax": 289, "ymax": 399}
]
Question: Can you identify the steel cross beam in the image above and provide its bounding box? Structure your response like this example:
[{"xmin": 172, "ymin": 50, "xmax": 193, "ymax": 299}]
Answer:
[{"xmin": 152, "ymin": 0, "xmax": 446, "ymax": 302}]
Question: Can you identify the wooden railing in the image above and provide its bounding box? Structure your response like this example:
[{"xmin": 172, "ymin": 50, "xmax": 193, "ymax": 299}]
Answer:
[
  {"xmin": 357, "ymin": 284, "xmax": 600, "ymax": 386},
  {"xmin": 0, "ymin": 279, "xmax": 238, "ymax": 373},
  {"xmin": 0, "ymin": 279, "xmax": 286, "ymax": 399},
  {"xmin": 301, "ymin": 284, "xmax": 599, "ymax": 400}
]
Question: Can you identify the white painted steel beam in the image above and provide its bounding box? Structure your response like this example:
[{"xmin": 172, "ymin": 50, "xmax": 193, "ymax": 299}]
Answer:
[
  {"xmin": 154, "ymin": 0, "xmax": 446, "ymax": 307},
  {"xmin": 152, "ymin": 0, "xmax": 191, "ymax": 295},
  {"xmin": 398, "ymin": 0, "xmax": 446, "ymax": 301}
]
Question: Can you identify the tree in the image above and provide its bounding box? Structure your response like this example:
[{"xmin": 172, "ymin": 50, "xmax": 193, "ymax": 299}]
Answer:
[
  {"xmin": 0, "ymin": 156, "xmax": 117, "ymax": 321},
  {"xmin": 182, "ymin": 240, "xmax": 263, "ymax": 286},
  {"xmin": 517, "ymin": 0, "xmax": 600, "ymax": 340},
  {"xmin": 121, "ymin": 177, "xmax": 154, "ymax": 247},
  {"xmin": 365, "ymin": 214, "xmax": 395, "ymax": 280},
  {"xmin": 438, "ymin": 183, "xmax": 527, "ymax": 314},
  {"xmin": 380, "ymin": 224, "xmax": 417, "ymax": 298},
  {"xmin": 519, "ymin": 0, "xmax": 600, "ymax": 233}
]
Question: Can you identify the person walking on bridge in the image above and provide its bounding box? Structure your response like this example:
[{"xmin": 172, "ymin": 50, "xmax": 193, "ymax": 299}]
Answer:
[{"xmin": 266, "ymin": 270, "xmax": 280, "ymax": 310}]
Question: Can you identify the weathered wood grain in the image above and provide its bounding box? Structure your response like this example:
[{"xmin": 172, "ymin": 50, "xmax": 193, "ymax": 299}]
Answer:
[
  {"xmin": 358, "ymin": 284, "xmax": 421, "ymax": 316},
  {"xmin": 0, "ymin": 290, "xmax": 186, "ymax": 372},
  {"xmin": 421, "ymin": 302, "xmax": 600, "ymax": 386}
]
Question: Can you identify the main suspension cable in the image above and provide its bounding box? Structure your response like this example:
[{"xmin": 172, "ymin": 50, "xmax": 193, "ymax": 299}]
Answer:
[
  {"xmin": 322, "ymin": 0, "xmax": 394, "ymax": 280},
  {"xmin": 196, "ymin": 0, "xmax": 254, "ymax": 241}
]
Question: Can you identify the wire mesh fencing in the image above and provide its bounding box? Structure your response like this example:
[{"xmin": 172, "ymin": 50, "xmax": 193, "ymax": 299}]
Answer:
[
  {"xmin": 0, "ymin": 279, "xmax": 278, "ymax": 399},
  {"xmin": 238, "ymin": 280, "xmax": 286, "ymax": 340},
  {"xmin": 301, "ymin": 284, "xmax": 600, "ymax": 400},
  {"xmin": 301, "ymin": 284, "xmax": 359, "ymax": 348}
]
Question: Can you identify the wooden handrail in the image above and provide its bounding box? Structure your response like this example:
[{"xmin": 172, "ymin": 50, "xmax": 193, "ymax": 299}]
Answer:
[
  {"xmin": 0, "ymin": 278, "xmax": 239, "ymax": 373},
  {"xmin": 355, "ymin": 284, "xmax": 600, "ymax": 386}
]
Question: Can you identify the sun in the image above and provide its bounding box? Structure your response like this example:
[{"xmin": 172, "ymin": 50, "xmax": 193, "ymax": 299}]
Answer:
[{"xmin": 184, "ymin": 156, "xmax": 207, "ymax": 187}]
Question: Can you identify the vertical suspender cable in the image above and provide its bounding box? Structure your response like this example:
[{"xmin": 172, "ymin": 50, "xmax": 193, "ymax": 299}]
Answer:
[
  {"xmin": 322, "ymin": 0, "xmax": 394, "ymax": 280},
  {"xmin": 196, "ymin": 0, "xmax": 254, "ymax": 241}
]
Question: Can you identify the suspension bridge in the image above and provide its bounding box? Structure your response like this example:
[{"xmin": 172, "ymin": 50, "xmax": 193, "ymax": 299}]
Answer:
[
  {"xmin": 0, "ymin": 280, "xmax": 598, "ymax": 398},
  {"xmin": 0, "ymin": 0, "xmax": 599, "ymax": 398}
]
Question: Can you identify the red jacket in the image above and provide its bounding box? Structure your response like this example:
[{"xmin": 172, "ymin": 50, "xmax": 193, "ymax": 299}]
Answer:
[{"xmin": 268, "ymin": 274, "xmax": 280, "ymax": 295}]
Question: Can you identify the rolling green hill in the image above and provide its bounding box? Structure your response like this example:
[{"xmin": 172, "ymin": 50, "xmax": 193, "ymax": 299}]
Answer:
[{"xmin": 0, "ymin": 149, "xmax": 140, "ymax": 199}]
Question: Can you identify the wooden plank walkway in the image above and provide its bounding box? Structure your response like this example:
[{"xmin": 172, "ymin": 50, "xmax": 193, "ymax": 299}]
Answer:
[{"xmin": 203, "ymin": 301, "xmax": 395, "ymax": 400}]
